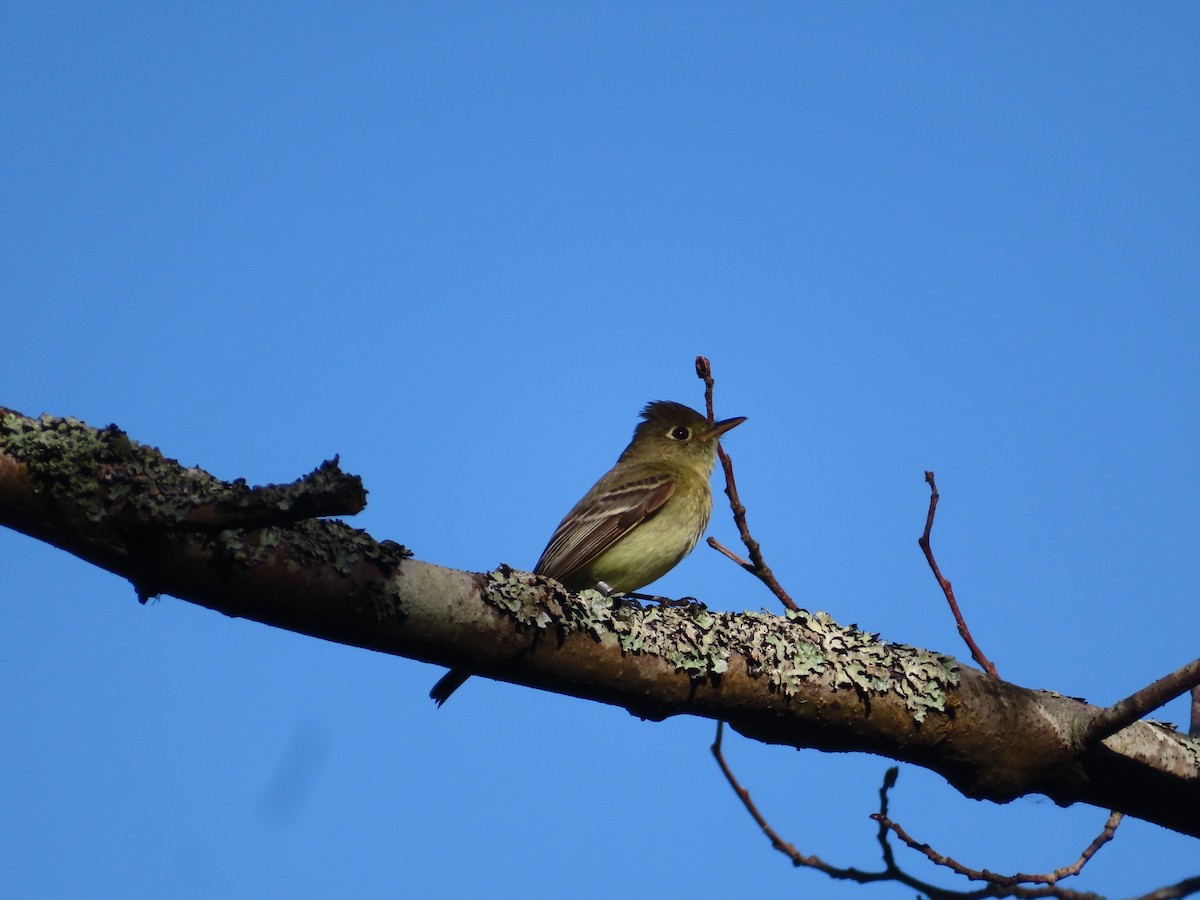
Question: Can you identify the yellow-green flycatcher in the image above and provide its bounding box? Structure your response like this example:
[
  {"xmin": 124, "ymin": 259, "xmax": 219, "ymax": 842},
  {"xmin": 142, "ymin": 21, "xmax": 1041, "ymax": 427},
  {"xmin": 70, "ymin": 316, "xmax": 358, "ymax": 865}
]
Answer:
[{"xmin": 430, "ymin": 400, "xmax": 746, "ymax": 705}]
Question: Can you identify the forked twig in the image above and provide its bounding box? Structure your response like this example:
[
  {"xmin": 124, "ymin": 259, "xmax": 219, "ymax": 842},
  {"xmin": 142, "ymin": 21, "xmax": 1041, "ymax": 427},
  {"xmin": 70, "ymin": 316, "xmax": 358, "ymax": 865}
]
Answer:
[
  {"xmin": 712, "ymin": 725, "xmax": 1149, "ymax": 899},
  {"xmin": 919, "ymin": 471, "xmax": 999, "ymax": 679},
  {"xmin": 695, "ymin": 356, "xmax": 799, "ymax": 613}
]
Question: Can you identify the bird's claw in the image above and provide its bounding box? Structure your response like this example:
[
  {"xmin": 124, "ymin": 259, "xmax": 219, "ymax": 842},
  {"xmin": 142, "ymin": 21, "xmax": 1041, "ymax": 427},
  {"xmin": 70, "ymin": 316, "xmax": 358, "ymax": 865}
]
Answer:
[{"xmin": 620, "ymin": 591, "xmax": 705, "ymax": 609}]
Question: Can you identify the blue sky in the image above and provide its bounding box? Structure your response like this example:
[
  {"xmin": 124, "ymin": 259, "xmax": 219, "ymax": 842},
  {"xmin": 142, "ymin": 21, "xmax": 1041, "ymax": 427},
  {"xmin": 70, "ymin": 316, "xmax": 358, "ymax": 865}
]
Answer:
[{"xmin": 2, "ymin": 4, "xmax": 1198, "ymax": 898}]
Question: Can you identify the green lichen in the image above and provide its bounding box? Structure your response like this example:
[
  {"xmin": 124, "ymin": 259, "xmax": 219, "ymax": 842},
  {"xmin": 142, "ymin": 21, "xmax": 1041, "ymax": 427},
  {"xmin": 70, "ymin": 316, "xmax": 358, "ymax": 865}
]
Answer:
[{"xmin": 482, "ymin": 565, "xmax": 959, "ymax": 722}]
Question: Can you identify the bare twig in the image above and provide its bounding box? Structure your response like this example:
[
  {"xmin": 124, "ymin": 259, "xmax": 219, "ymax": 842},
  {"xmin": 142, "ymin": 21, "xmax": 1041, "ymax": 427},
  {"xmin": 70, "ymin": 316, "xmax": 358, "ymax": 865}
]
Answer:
[
  {"xmin": 872, "ymin": 810, "xmax": 1123, "ymax": 887},
  {"xmin": 695, "ymin": 356, "xmax": 799, "ymax": 613},
  {"xmin": 711, "ymin": 725, "xmax": 1135, "ymax": 899},
  {"xmin": 1084, "ymin": 657, "xmax": 1200, "ymax": 746},
  {"xmin": 710, "ymin": 724, "xmax": 945, "ymax": 892},
  {"xmin": 919, "ymin": 471, "xmax": 999, "ymax": 679},
  {"xmin": 873, "ymin": 767, "xmax": 901, "ymax": 872},
  {"xmin": 711, "ymin": 722, "xmax": 816, "ymax": 865},
  {"xmin": 707, "ymin": 536, "xmax": 753, "ymax": 570},
  {"xmin": 1192, "ymin": 685, "xmax": 1200, "ymax": 739}
]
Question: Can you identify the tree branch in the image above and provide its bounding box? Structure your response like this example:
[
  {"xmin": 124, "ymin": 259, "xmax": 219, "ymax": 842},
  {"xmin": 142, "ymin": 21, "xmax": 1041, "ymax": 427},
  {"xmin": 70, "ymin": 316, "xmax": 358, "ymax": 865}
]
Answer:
[
  {"xmin": 2, "ymin": 406, "xmax": 1200, "ymax": 839},
  {"xmin": 1084, "ymin": 658, "xmax": 1200, "ymax": 746}
]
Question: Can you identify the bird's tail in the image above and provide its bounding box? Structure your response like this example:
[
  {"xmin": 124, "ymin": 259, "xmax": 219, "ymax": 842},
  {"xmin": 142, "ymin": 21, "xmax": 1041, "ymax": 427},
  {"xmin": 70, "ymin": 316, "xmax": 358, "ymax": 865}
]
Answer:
[{"xmin": 429, "ymin": 668, "xmax": 471, "ymax": 707}]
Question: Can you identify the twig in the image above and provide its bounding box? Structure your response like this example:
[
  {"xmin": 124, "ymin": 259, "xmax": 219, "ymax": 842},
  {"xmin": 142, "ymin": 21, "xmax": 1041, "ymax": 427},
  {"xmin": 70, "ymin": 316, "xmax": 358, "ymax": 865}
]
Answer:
[
  {"xmin": 1084, "ymin": 657, "xmax": 1200, "ymax": 746},
  {"xmin": 711, "ymin": 722, "xmax": 817, "ymax": 865},
  {"xmin": 872, "ymin": 810, "xmax": 1123, "ymax": 887},
  {"xmin": 695, "ymin": 356, "xmax": 799, "ymax": 613},
  {"xmin": 919, "ymin": 471, "xmax": 999, "ymax": 679},
  {"xmin": 1192, "ymin": 686, "xmax": 1200, "ymax": 739},
  {"xmin": 1131, "ymin": 874, "xmax": 1200, "ymax": 900},
  {"xmin": 873, "ymin": 767, "xmax": 901, "ymax": 872},
  {"xmin": 707, "ymin": 536, "xmax": 753, "ymax": 570},
  {"xmin": 710, "ymin": 723, "xmax": 941, "ymax": 891},
  {"xmin": 711, "ymin": 725, "xmax": 1126, "ymax": 900}
]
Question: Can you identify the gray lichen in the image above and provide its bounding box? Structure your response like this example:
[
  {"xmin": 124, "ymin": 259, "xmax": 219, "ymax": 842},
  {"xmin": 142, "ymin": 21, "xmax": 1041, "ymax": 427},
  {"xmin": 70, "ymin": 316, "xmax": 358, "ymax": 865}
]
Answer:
[
  {"xmin": 483, "ymin": 565, "xmax": 959, "ymax": 722},
  {"xmin": 1, "ymin": 410, "xmax": 411, "ymax": 590},
  {"xmin": 2, "ymin": 412, "xmax": 253, "ymax": 528}
]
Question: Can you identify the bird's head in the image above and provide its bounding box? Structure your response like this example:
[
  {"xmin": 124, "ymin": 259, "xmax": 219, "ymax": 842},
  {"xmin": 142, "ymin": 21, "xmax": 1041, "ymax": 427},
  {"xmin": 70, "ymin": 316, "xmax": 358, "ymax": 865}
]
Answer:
[{"xmin": 620, "ymin": 400, "xmax": 746, "ymax": 473}]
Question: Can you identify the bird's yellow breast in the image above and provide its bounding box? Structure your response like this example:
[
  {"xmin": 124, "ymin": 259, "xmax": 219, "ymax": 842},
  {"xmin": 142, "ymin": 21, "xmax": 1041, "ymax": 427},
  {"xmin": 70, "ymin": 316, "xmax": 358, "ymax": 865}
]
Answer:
[{"xmin": 572, "ymin": 471, "xmax": 713, "ymax": 593}]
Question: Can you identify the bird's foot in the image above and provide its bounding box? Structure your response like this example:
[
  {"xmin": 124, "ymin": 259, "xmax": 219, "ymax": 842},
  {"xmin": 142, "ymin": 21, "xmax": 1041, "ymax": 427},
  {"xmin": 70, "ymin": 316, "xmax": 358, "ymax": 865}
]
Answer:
[
  {"xmin": 594, "ymin": 582, "xmax": 706, "ymax": 610},
  {"xmin": 619, "ymin": 590, "xmax": 705, "ymax": 609}
]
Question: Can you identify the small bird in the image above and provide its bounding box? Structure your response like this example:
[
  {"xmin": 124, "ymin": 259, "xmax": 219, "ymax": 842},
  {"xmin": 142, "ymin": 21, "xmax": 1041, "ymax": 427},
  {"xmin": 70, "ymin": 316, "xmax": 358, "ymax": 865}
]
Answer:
[{"xmin": 429, "ymin": 400, "xmax": 746, "ymax": 706}]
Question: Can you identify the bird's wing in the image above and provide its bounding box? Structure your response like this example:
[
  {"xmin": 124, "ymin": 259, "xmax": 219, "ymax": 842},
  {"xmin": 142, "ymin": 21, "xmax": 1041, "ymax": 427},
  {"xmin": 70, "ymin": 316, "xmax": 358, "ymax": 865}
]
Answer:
[{"xmin": 533, "ymin": 471, "xmax": 677, "ymax": 584}]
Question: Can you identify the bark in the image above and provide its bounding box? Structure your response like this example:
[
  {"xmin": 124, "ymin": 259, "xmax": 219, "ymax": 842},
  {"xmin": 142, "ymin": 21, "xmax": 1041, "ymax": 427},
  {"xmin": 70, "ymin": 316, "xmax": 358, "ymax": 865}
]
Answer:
[{"xmin": 2, "ymin": 406, "xmax": 1198, "ymax": 839}]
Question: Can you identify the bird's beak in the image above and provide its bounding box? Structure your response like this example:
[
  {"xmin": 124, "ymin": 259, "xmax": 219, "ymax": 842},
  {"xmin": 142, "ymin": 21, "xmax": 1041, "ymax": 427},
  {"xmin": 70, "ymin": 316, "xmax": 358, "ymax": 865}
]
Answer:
[{"xmin": 701, "ymin": 415, "xmax": 747, "ymax": 440}]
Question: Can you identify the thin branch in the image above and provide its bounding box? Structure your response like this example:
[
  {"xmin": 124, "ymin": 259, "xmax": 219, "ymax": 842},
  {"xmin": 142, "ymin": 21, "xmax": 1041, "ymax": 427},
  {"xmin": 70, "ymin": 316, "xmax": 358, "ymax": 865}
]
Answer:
[
  {"xmin": 872, "ymin": 810, "xmax": 1122, "ymax": 887},
  {"xmin": 1084, "ymin": 657, "xmax": 1200, "ymax": 746},
  {"xmin": 695, "ymin": 356, "xmax": 799, "ymax": 612},
  {"xmin": 919, "ymin": 471, "xmax": 999, "ymax": 679},
  {"xmin": 709, "ymin": 723, "xmax": 937, "ymax": 890},
  {"xmin": 1191, "ymin": 686, "xmax": 1200, "ymax": 739},
  {"xmin": 711, "ymin": 722, "xmax": 818, "ymax": 866}
]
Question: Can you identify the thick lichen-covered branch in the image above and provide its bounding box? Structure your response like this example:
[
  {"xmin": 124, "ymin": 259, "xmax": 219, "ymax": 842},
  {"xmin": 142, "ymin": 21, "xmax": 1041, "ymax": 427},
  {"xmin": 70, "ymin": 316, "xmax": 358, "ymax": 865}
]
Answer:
[{"xmin": 2, "ymin": 406, "xmax": 1199, "ymax": 840}]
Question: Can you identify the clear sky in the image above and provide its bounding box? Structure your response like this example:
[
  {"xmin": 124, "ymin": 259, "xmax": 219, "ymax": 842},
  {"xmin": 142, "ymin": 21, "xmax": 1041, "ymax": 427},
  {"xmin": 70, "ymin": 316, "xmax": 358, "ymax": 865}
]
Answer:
[{"xmin": 2, "ymin": 4, "xmax": 1198, "ymax": 898}]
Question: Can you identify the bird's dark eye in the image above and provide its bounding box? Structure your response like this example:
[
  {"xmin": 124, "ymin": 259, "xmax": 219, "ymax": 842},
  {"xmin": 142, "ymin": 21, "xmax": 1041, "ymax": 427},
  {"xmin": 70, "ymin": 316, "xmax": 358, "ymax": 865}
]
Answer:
[{"xmin": 669, "ymin": 426, "xmax": 691, "ymax": 441}]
